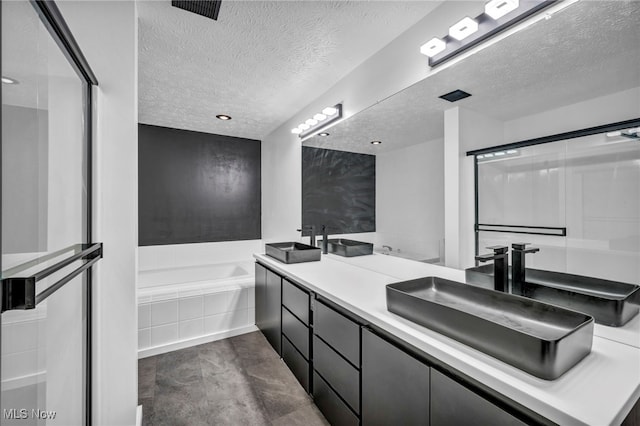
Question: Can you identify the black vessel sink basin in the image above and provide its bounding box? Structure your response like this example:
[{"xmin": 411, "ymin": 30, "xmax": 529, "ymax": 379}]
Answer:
[
  {"xmin": 465, "ymin": 265, "xmax": 640, "ymax": 327},
  {"xmin": 265, "ymin": 242, "xmax": 321, "ymax": 264},
  {"xmin": 327, "ymin": 239, "xmax": 373, "ymax": 257},
  {"xmin": 387, "ymin": 277, "xmax": 594, "ymax": 380}
]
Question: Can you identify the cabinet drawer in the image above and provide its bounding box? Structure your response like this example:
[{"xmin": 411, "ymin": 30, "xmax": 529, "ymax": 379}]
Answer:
[
  {"xmin": 314, "ymin": 300, "xmax": 360, "ymax": 366},
  {"xmin": 282, "ymin": 306, "xmax": 310, "ymax": 359},
  {"xmin": 431, "ymin": 369, "xmax": 526, "ymax": 426},
  {"xmin": 282, "ymin": 336, "xmax": 310, "ymax": 393},
  {"xmin": 362, "ymin": 328, "xmax": 430, "ymax": 426},
  {"xmin": 313, "ymin": 371, "xmax": 359, "ymax": 426},
  {"xmin": 313, "ymin": 335, "xmax": 360, "ymax": 414},
  {"xmin": 282, "ymin": 279, "xmax": 310, "ymax": 325}
]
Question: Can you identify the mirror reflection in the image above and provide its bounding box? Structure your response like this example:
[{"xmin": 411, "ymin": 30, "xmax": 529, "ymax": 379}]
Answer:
[{"xmin": 301, "ymin": 0, "xmax": 640, "ymax": 340}]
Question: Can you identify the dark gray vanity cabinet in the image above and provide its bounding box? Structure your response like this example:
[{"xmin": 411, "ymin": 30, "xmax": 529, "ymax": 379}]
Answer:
[
  {"xmin": 431, "ymin": 370, "xmax": 526, "ymax": 426},
  {"xmin": 255, "ymin": 263, "xmax": 282, "ymax": 356},
  {"xmin": 281, "ymin": 279, "xmax": 312, "ymax": 392},
  {"xmin": 312, "ymin": 299, "xmax": 361, "ymax": 425},
  {"xmin": 254, "ymin": 263, "xmax": 267, "ymax": 331},
  {"xmin": 361, "ymin": 328, "xmax": 430, "ymax": 425}
]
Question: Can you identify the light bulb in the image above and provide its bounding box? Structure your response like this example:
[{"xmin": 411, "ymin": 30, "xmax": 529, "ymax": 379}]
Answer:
[
  {"xmin": 299, "ymin": 123, "xmax": 310, "ymax": 130},
  {"xmin": 420, "ymin": 38, "xmax": 446, "ymax": 58},
  {"xmin": 485, "ymin": 0, "xmax": 519, "ymax": 20},
  {"xmin": 306, "ymin": 118, "xmax": 318, "ymax": 126},
  {"xmin": 314, "ymin": 113, "xmax": 327, "ymax": 121},
  {"xmin": 291, "ymin": 128, "xmax": 302, "ymax": 134},
  {"xmin": 322, "ymin": 107, "xmax": 337, "ymax": 116},
  {"xmin": 449, "ymin": 17, "xmax": 479, "ymax": 41}
]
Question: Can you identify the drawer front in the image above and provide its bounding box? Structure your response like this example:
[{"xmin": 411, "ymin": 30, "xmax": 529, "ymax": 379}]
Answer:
[
  {"xmin": 282, "ymin": 336, "xmax": 310, "ymax": 393},
  {"xmin": 282, "ymin": 306, "xmax": 310, "ymax": 359},
  {"xmin": 315, "ymin": 301, "xmax": 360, "ymax": 366},
  {"xmin": 361, "ymin": 328, "xmax": 430, "ymax": 426},
  {"xmin": 313, "ymin": 335, "xmax": 360, "ymax": 414},
  {"xmin": 313, "ymin": 371, "xmax": 359, "ymax": 426},
  {"xmin": 431, "ymin": 369, "xmax": 526, "ymax": 426},
  {"xmin": 282, "ymin": 279, "xmax": 310, "ymax": 325}
]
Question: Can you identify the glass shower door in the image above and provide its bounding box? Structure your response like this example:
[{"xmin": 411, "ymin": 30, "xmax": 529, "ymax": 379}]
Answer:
[{"xmin": 1, "ymin": 1, "xmax": 99, "ymax": 425}]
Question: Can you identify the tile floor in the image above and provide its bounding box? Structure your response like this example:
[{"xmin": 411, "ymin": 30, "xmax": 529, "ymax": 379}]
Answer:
[{"xmin": 138, "ymin": 331, "xmax": 329, "ymax": 425}]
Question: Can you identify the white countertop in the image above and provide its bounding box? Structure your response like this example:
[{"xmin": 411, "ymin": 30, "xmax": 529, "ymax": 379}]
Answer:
[{"xmin": 254, "ymin": 252, "xmax": 640, "ymax": 426}]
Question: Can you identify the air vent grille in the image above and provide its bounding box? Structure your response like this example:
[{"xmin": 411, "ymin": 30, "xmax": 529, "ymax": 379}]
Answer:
[
  {"xmin": 439, "ymin": 89, "xmax": 472, "ymax": 103},
  {"xmin": 172, "ymin": 1, "xmax": 222, "ymax": 21}
]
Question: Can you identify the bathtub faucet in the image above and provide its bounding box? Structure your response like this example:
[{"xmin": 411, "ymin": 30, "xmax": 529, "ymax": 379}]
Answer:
[{"xmin": 296, "ymin": 225, "xmax": 316, "ymax": 247}]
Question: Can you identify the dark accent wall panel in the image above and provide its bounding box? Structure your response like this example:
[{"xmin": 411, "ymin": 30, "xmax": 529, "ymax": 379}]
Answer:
[
  {"xmin": 139, "ymin": 124, "xmax": 261, "ymax": 246},
  {"xmin": 302, "ymin": 146, "xmax": 375, "ymax": 234}
]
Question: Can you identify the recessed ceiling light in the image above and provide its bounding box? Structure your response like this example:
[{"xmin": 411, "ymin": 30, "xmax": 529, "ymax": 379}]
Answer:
[
  {"xmin": 449, "ymin": 17, "xmax": 479, "ymax": 41},
  {"xmin": 371, "ymin": 140, "xmax": 382, "ymax": 145},
  {"xmin": 318, "ymin": 132, "xmax": 330, "ymax": 137},
  {"xmin": 485, "ymin": 0, "xmax": 519, "ymax": 20},
  {"xmin": 420, "ymin": 38, "xmax": 446, "ymax": 58},
  {"xmin": 216, "ymin": 114, "xmax": 232, "ymax": 120},
  {"xmin": 2, "ymin": 76, "xmax": 19, "ymax": 85}
]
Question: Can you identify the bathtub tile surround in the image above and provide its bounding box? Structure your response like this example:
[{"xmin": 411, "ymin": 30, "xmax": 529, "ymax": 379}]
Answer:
[
  {"xmin": 138, "ymin": 286, "xmax": 256, "ymax": 357},
  {"xmin": 138, "ymin": 332, "xmax": 329, "ymax": 425},
  {"xmin": 138, "ymin": 240, "xmax": 262, "ymax": 357}
]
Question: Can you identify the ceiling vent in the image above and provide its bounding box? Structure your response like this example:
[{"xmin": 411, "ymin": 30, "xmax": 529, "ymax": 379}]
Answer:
[
  {"xmin": 172, "ymin": 1, "xmax": 222, "ymax": 21},
  {"xmin": 439, "ymin": 89, "xmax": 472, "ymax": 103}
]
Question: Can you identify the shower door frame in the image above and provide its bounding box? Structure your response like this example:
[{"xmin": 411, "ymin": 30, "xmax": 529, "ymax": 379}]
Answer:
[{"xmin": 0, "ymin": 0, "xmax": 99, "ymax": 424}]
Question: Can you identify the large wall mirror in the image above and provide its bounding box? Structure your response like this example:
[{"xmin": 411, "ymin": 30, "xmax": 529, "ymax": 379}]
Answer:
[{"xmin": 301, "ymin": 1, "xmax": 639, "ymax": 288}]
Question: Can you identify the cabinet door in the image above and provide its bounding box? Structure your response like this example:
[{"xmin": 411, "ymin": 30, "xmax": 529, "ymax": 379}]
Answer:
[
  {"xmin": 254, "ymin": 263, "xmax": 267, "ymax": 330},
  {"xmin": 362, "ymin": 328, "xmax": 430, "ymax": 426},
  {"xmin": 264, "ymin": 268, "xmax": 282, "ymax": 355},
  {"xmin": 431, "ymin": 370, "xmax": 526, "ymax": 426}
]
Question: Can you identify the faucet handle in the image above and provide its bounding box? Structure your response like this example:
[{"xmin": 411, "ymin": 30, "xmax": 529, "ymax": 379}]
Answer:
[
  {"xmin": 512, "ymin": 242, "xmax": 540, "ymax": 253},
  {"xmin": 486, "ymin": 245, "xmax": 508, "ymax": 255}
]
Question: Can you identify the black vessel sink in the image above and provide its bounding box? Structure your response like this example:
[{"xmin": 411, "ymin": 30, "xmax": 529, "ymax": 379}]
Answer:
[
  {"xmin": 265, "ymin": 242, "xmax": 321, "ymax": 264},
  {"xmin": 387, "ymin": 277, "xmax": 594, "ymax": 380},
  {"xmin": 465, "ymin": 265, "xmax": 640, "ymax": 327},
  {"xmin": 327, "ymin": 239, "xmax": 373, "ymax": 257}
]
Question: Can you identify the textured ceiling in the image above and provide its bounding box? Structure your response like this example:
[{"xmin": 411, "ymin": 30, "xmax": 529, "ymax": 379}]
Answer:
[
  {"xmin": 305, "ymin": 0, "xmax": 640, "ymax": 155},
  {"xmin": 137, "ymin": 0, "xmax": 442, "ymax": 140}
]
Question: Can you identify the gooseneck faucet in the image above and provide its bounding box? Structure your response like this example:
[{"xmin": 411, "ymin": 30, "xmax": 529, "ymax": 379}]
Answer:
[
  {"xmin": 511, "ymin": 243, "xmax": 540, "ymax": 295},
  {"xmin": 321, "ymin": 225, "xmax": 329, "ymax": 254},
  {"xmin": 296, "ymin": 225, "xmax": 316, "ymax": 247},
  {"xmin": 475, "ymin": 246, "xmax": 509, "ymax": 293}
]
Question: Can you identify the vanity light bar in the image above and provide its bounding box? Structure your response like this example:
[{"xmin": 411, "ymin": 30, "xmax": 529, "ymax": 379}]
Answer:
[
  {"xmin": 291, "ymin": 104, "xmax": 343, "ymax": 139},
  {"xmin": 606, "ymin": 128, "xmax": 640, "ymax": 140},
  {"xmin": 420, "ymin": 0, "xmax": 555, "ymax": 67},
  {"xmin": 476, "ymin": 149, "xmax": 519, "ymax": 162}
]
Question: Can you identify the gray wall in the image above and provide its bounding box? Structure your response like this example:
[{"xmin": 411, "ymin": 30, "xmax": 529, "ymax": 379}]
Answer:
[
  {"xmin": 302, "ymin": 146, "xmax": 375, "ymax": 234},
  {"xmin": 2, "ymin": 105, "xmax": 48, "ymax": 253},
  {"xmin": 138, "ymin": 124, "xmax": 261, "ymax": 246}
]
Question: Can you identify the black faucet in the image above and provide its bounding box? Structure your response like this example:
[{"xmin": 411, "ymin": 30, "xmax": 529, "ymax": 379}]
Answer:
[
  {"xmin": 296, "ymin": 225, "xmax": 316, "ymax": 247},
  {"xmin": 321, "ymin": 225, "xmax": 329, "ymax": 254},
  {"xmin": 511, "ymin": 243, "xmax": 540, "ymax": 295},
  {"xmin": 475, "ymin": 246, "xmax": 509, "ymax": 292}
]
